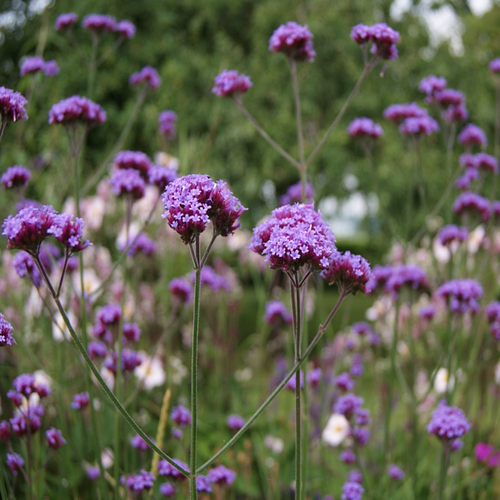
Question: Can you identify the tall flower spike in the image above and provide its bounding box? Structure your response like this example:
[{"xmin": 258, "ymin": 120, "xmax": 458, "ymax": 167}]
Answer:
[
  {"xmin": 249, "ymin": 203, "xmax": 336, "ymax": 273},
  {"xmin": 162, "ymin": 174, "xmax": 246, "ymax": 244}
]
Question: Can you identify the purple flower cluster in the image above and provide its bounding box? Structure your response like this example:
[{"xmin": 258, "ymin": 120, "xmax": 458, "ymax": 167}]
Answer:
[
  {"xmin": 121, "ymin": 470, "xmax": 155, "ymax": 493},
  {"xmin": 114, "ymin": 151, "xmax": 152, "ymax": 179},
  {"xmin": 129, "ymin": 66, "xmax": 161, "ymax": 89},
  {"xmin": 458, "ymin": 124, "xmax": 487, "ymax": 148},
  {"xmin": 195, "ymin": 265, "xmax": 232, "ymax": 292},
  {"xmin": 347, "ymin": 118, "xmax": 383, "ymax": 140},
  {"xmin": 171, "ymin": 405, "xmax": 192, "ymax": 428},
  {"xmin": 162, "ymin": 174, "xmax": 246, "ymax": 244},
  {"xmin": 419, "ymin": 75, "xmax": 447, "ymax": 97},
  {"xmin": 453, "ymin": 192, "xmax": 491, "ymax": 221},
  {"xmin": 212, "ymin": 70, "xmax": 252, "ymax": 98},
  {"xmin": 130, "ymin": 434, "xmax": 152, "ymax": 450},
  {"xmin": 1, "ymin": 165, "xmax": 31, "ymax": 189},
  {"xmin": 249, "ymin": 203, "xmax": 335, "ymax": 273},
  {"xmin": 383, "ymin": 102, "xmax": 427, "ymax": 124},
  {"xmin": 227, "ymin": 414, "xmax": 245, "ymax": 431},
  {"xmin": 279, "ymin": 181, "xmax": 315, "ymax": 205},
  {"xmin": 485, "ymin": 301, "xmax": 500, "ymax": 340},
  {"xmin": 321, "ymin": 250, "xmax": 372, "ymax": 295},
  {"xmin": 0, "ymin": 86, "xmax": 28, "ymax": 123},
  {"xmin": 456, "ymin": 168, "xmax": 479, "ymax": 190},
  {"xmin": 437, "ymin": 225, "xmax": 469, "ymax": 246},
  {"xmin": 55, "ymin": 13, "xmax": 78, "ymax": 31},
  {"xmin": 48, "ymin": 96, "xmax": 106, "ymax": 127},
  {"xmin": 82, "ymin": 14, "xmax": 117, "ymax": 33},
  {"xmin": 20, "ymin": 56, "xmax": 59, "ymax": 77},
  {"xmin": 158, "ymin": 110, "xmax": 177, "ymax": 139},
  {"xmin": 6, "ymin": 453, "xmax": 24, "ymax": 475},
  {"xmin": 120, "ymin": 233, "xmax": 157, "ymax": 257},
  {"xmin": 351, "ymin": 22, "xmax": 400, "ymax": 61},
  {"xmin": 46, "ymin": 427, "xmax": 66, "ymax": 449},
  {"xmin": 399, "ymin": 116, "xmax": 439, "ymax": 136},
  {"xmin": 475, "ymin": 442, "xmax": 500, "ymax": 467},
  {"xmin": 169, "ymin": 277, "xmax": 193, "ymax": 305},
  {"xmin": 0, "ymin": 312, "xmax": 16, "ymax": 347},
  {"xmin": 491, "ymin": 58, "xmax": 500, "ymax": 73},
  {"xmin": 149, "ymin": 165, "xmax": 178, "ymax": 191},
  {"xmin": 71, "ymin": 392, "xmax": 90, "ymax": 410},
  {"xmin": 207, "ymin": 464, "xmax": 237, "ymax": 485},
  {"xmin": 48, "ymin": 213, "xmax": 91, "ymax": 252},
  {"xmin": 13, "ymin": 251, "xmax": 42, "ymax": 286},
  {"xmin": 341, "ymin": 480, "xmax": 364, "ymax": 500},
  {"xmin": 334, "ymin": 372, "xmax": 354, "ymax": 392},
  {"xmin": 333, "ymin": 394, "xmax": 364, "ymax": 419},
  {"xmin": 264, "ymin": 300, "xmax": 293, "ymax": 325},
  {"xmin": 110, "ymin": 168, "xmax": 146, "ymax": 201},
  {"xmin": 435, "ymin": 89, "xmax": 465, "ymax": 108},
  {"xmin": 427, "ymin": 401, "xmax": 471, "ymax": 447},
  {"xmin": 115, "ymin": 20, "xmax": 136, "ymax": 38},
  {"xmin": 470, "ymin": 153, "xmax": 498, "ymax": 174},
  {"xmin": 367, "ymin": 264, "xmax": 429, "ymax": 297},
  {"xmin": 158, "ymin": 458, "xmax": 189, "ymax": 479},
  {"xmin": 269, "ymin": 22, "xmax": 315, "ymax": 62},
  {"xmin": 436, "ymin": 278, "xmax": 483, "ymax": 315},
  {"xmin": 387, "ymin": 464, "xmax": 405, "ymax": 481}
]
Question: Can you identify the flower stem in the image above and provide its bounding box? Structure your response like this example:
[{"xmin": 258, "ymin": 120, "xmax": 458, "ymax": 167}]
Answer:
[
  {"xmin": 234, "ymin": 98, "xmax": 301, "ymax": 168},
  {"xmin": 196, "ymin": 292, "xmax": 346, "ymax": 474},
  {"xmin": 305, "ymin": 66, "xmax": 369, "ymax": 167},
  {"xmin": 189, "ymin": 250, "xmax": 202, "ymax": 500}
]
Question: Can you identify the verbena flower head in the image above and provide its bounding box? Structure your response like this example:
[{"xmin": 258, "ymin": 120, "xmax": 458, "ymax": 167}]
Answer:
[
  {"xmin": 110, "ymin": 169, "xmax": 146, "ymax": 201},
  {"xmin": 369, "ymin": 264, "xmax": 429, "ymax": 297},
  {"xmin": 1, "ymin": 166, "xmax": 30, "ymax": 190},
  {"xmin": 114, "ymin": 151, "xmax": 152, "ymax": 179},
  {"xmin": 2, "ymin": 205, "xmax": 56, "ymax": 253},
  {"xmin": 419, "ymin": 75, "xmax": 447, "ymax": 97},
  {"xmin": 453, "ymin": 192, "xmax": 491, "ymax": 221},
  {"xmin": 334, "ymin": 372, "xmax": 354, "ymax": 392},
  {"xmin": 0, "ymin": 86, "xmax": 28, "ymax": 123},
  {"xmin": 475, "ymin": 153, "xmax": 498, "ymax": 174},
  {"xmin": 71, "ymin": 391, "xmax": 90, "ymax": 410},
  {"xmin": 55, "ymin": 13, "xmax": 78, "ymax": 31},
  {"xmin": 48, "ymin": 96, "xmax": 106, "ymax": 127},
  {"xmin": 340, "ymin": 449, "xmax": 356, "ymax": 464},
  {"xmin": 212, "ymin": 70, "xmax": 252, "ymax": 98},
  {"xmin": 120, "ymin": 233, "xmax": 157, "ymax": 257},
  {"xmin": 484, "ymin": 301, "xmax": 500, "ymax": 340},
  {"xmin": 351, "ymin": 23, "xmax": 400, "ymax": 61},
  {"xmin": 96, "ymin": 304, "xmax": 121, "ymax": 327},
  {"xmin": 207, "ymin": 465, "xmax": 236, "ymax": 485},
  {"xmin": 129, "ymin": 66, "xmax": 161, "ymax": 89},
  {"xmin": 162, "ymin": 174, "xmax": 246, "ymax": 244},
  {"xmin": 123, "ymin": 323, "xmax": 141, "ymax": 343},
  {"xmin": 388, "ymin": 464, "xmax": 405, "ymax": 480},
  {"xmin": 437, "ymin": 225, "xmax": 469, "ymax": 246},
  {"xmin": 443, "ymin": 103, "xmax": 468, "ymax": 124},
  {"xmin": 399, "ymin": 116, "xmax": 439, "ymax": 136},
  {"xmin": 0, "ymin": 313, "xmax": 16, "ymax": 347},
  {"xmin": 121, "ymin": 470, "xmax": 155, "ymax": 493},
  {"xmin": 169, "ymin": 277, "xmax": 193, "ymax": 305},
  {"xmin": 43, "ymin": 60, "xmax": 59, "ymax": 76},
  {"xmin": 227, "ymin": 414, "xmax": 245, "ymax": 431},
  {"xmin": 171, "ymin": 405, "xmax": 192, "ymax": 428},
  {"xmin": 158, "ymin": 458, "xmax": 189, "ymax": 479},
  {"xmin": 20, "ymin": 56, "xmax": 45, "ymax": 77},
  {"xmin": 341, "ymin": 480, "xmax": 364, "ymax": 500},
  {"xmin": 321, "ymin": 250, "xmax": 372, "ymax": 295},
  {"xmin": 456, "ymin": 168, "xmax": 479, "ymax": 190},
  {"xmin": 352, "ymin": 322, "xmax": 373, "ymax": 336},
  {"xmin": 47, "ymin": 213, "xmax": 91, "ymax": 253},
  {"xmin": 490, "ymin": 58, "xmax": 500, "ymax": 73},
  {"xmin": 149, "ymin": 165, "xmax": 178, "ymax": 191},
  {"xmin": 458, "ymin": 124, "xmax": 487, "ymax": 147},
  {"xmin": 196, "ymin": 476, "xmax": 212, "ymax": 493},
  {"xmin": 436, "ymin": 279, "xmax": 483, "ymax": 315},
  {"xmin": 7, "ymin": 453, "xmax": 24, "ymax": 475},
  {"xmin": 347, "ymin": 118, "xmax": 383, "ymax": 139},
  {"xmin": 269, "ymin": 22, "xmax": 315, "ymax": 62},
  {"xmin": 46, "ymin": 427, "xmax": 66, "ymax": 449},
  {"xmin": 115, "ymin": 20, "xmax": 136, "ymax": 38},
  {"xmin": 82, "ymin": 14, "xmax": 117, "ymax": 33},
  {"xmin": 160, "ymin": 482, "xmax": 175, "ymax": 496},
  {"xmin": 279, "ymin": 181, "xmax": 315, "ymax": 205},
  {"xmin": 435, "ymin": 89, "xmax": 464, "ymax": 108},
  {"xmin": 158, "ymin": 110, "xmax": 177, "ymax": 139},
  {"xmin": 264, "ymin": 300, "xmax": 293, "ymax": 325},
  {"xmin": 427, "ymin": 401, "xmax": 471, "ymax": 443},
  {"xmin": 249, "ymin": 203, "xmax": 335, "ymax": 273},
  {"xmin": 383, "ymin": 103, "xmax": 427, "ymax": 124},
  {"xmin": 333, "ymin": 394, "xmax": 364, "ymax": 419},
  {"xmin": 13, "ymin": 251, "xmax": 40, "ymax": 285},
  {"xmin": 130, "ymin": 434, "xmax": 152, "ymax": 450}
]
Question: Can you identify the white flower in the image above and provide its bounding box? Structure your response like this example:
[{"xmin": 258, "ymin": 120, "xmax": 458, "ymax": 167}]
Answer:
[
  {"xmin": 52, "ymin": 310, "xmax": 77, "ymax": 342},
  {"xmin": 495, "ymin": 360, "xmax": 500, "ymax": 385},
  {"xmin": 322, "ymin": 413, "xmax": 350, "ymax": 447},
  {"xmin": 467, "ymin": 225, "xmax": 485, "ymax": 254},
  {"xmin": 135, "ymin": 353, "xmax": 166, "ymax": 390},
  {"xmin": 169, "ymin": 355, "xmax": 188, "ymax": 385},
  {"xmin": 434, "ymin": 367, "xmax": 454, "ymax": 394},
  {"xmin": 264, "ymin": 435, "xmax": 284, "ymax": 454}
]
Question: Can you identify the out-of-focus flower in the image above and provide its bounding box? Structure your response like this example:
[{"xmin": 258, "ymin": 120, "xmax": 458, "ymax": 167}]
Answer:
[
  {"xmin": 121, "ymin": 470, "xmax": 155, "ymax": 493},
  {"xmin": 55, "ymin": 13, "xmax": 78, "ymax": 31},
  {"xmin": 1, "ymin": 166, "xmax": 30, "ymax": 190},
  {"xmin": 135, "ymin": 353, "xmax": 166, "ymax": 389},
  {"xmin": 7, "ymin": 453, "xmax": 24, "ymax": 475},
  {"xmin": 427, "ymin": 401, "xmax": 471, "ymax": 444},
  {"xmin": 71, "ymin": 392, "xmax": 90, "ymax": 410},
  {"xmin": 458, "ymin": 124, "xmax": 487, "ymax": 148},
  {"xmin": 436, "ymin": 279, "xmax": 483, "ymax": 315},
  {"xmin": 322, "ymin": 413, "xmax": 350, "ymax": 446},
  {"xmin": 48, "ymin": 96, "xmax": 106, "ymax": 127},
  {"xmin": 347, "ymin": 117, "xmax": 383, "ymax": 139},
  {"xmin": 321, "ymin": 250, "xmax": 372, "ymax": 295},
  {"xmin": 383, "ymin": 103, "xmax": 427, "ymax": 124},
  {"xmin": 419, "ymin": 75, "xmax": 447, "ymax": 98},
  {"xmin": 46, "ymin": 428, "xmax": 66, "ymax": 449},
  {"xmin": 110, "ymin": 169, "xmax": 146, "ymax": 201},
  {"xmin": 351, "ymin": 23, "xmax": 400, "ymax": 61},
  {"xmin": 433, "ymin": 368, "xmax": 455, "ymax": 394},
  {"xmin": 227, "ymin": 414, "xmax": 245, "ymax": 431},
  {"xmin": 269, "ymin": 22, "xmax": 315, "ymax": 62},
  {"xmin": 279, "ymin": 181, "xmax": 315, "ymax": 205},
  {"xmin": 158, "ymin": 110, "xmax": 177, "ymax": 139},
  {"xmin": 341, "ymin": 480, "xmax": 364, "ymax": 500},
  {"xmin": 435, "ymin": 89, "xmax": 464, "ymax": 108},
  {"xmin": 0, "ymin": 87, "xmax": 28, "ymax": 123},
  {"xmin": 0, "ymin": 312, "xmax": 16, "ymax": 347},
  {"xmin": 453, "ymin": 192, "xmax": 491, "ymax": 221},
  {"xmin": 129, "ymin": 66, "xmax": 161, "ymax": 89},
  {"xmin": 264, "ymin": 300, "xmax": 292, "ymax": 325},
  {"xmin": 399, "ymin": 116, "xmax": 439, "ymax": 136},
  {"xmin": 114, "ymin": 151, "xmax": 152, "ymax": 180},
  {"xmin": 82, "ymin": 14, "xmax": 117, "ymax": 33},
  {"xmin": 115, "ymin": 20, "xmax": 135, "ymax": 38},
  {"xmin": 212, "ymin": 70, "xmax": 252, "ymax": 98},
  {"xmin": 171, "ymin": 405, "xmax": 191, "ymax": 428},
  {"xmin": 388, "ymin": 464, "xmax": 405, "ymax": 480},
  {"xmin": 207, "ymin": 465, "xmax": 236, "ymax": 485},
  {"xmin": 149, "ymin": 165, "xmax": 178, "ymax": 192}
]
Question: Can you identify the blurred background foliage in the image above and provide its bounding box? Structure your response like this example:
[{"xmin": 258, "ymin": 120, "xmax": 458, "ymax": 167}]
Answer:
[{"xmin": 1, "ymin": 0, "xmax": 500, "ymax": 256}]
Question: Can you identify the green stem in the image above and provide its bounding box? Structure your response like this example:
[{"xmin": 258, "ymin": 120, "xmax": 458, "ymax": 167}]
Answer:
[
  {"xmin": 189, "ymin": 249, "xmax": 202, "ymax": 500},
  {"xmin": 234, "ymin": 98, "xmax": 300, "ymax": 168},
  {"xmin": 495, "ymin": 79, "xmax": 500, "ymax": 159},
  {"xmin": 87, "ymin": 33, "xmax": 99, "ymax": 98},
  {"xmin": 305, "ymin": 65, "xmax": 369, "ymax": 167},
  {"xmin": 437, "ymin": 446, "xmax": 450, "ymax": 500},
  {"xmin": 197, "ymin": 291, "xmax": 346, "ymax": 473}
]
